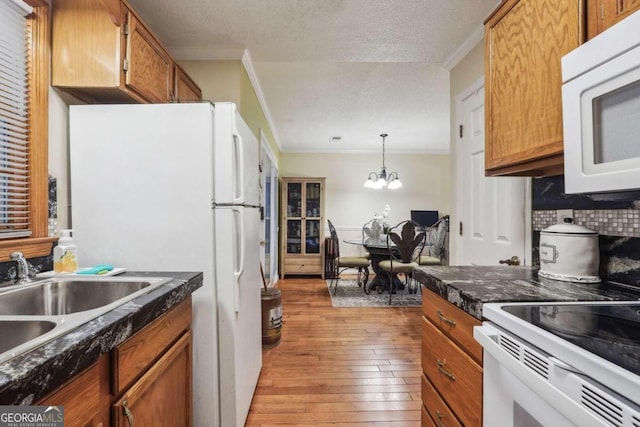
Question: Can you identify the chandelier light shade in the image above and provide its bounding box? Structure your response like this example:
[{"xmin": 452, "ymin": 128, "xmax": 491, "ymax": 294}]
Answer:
[{"xmin": 364, "ymin": 133, "xmax": 403, "ymax": 190}]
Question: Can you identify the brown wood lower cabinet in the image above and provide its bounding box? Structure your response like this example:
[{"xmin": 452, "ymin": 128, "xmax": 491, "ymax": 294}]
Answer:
[
  {"xmin": 39, "ymin": 359, "xmax": 109, "ymax": 427},
  {"xmin": 421, "ymin": 374, "xmax": 462, "ymax": 427},
  {"xmin": 39, "ymin": 298, "xmax": 192, "ymax": 427},
  {"xmin": 421, "ymin": 406, "xmax": 437, "ymax": 427},
  {"xmin": 421, "ymin": 289, "xmax": 482, "ymax": 427},
  {"xmin": 113, "ymin": 331, "xmax": 192, "ymax": 427}
]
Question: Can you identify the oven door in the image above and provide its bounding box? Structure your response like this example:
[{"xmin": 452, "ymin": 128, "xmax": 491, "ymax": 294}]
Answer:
[{"xmin": 475, "ymin": 323, "xmax": 610, "ymax": 427}]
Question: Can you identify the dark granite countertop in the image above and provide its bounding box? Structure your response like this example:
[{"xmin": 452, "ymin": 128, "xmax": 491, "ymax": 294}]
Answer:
[
  {"xmin": 0, "ymin": 271, "xmax": 202, "ymax": 405},
  {"xmin": 413, "ymin": 266, "xmax": 640, "ymax": 320}
]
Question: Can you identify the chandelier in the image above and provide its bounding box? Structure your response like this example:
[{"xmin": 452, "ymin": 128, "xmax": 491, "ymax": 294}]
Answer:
[{"xmin": 364, "ymin": 133, "xmax": 403, "ymax": 189}]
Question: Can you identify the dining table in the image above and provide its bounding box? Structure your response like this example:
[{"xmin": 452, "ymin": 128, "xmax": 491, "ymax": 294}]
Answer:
[{"xmin": 343, "ymin": 238, "xmax": 407, "ymax": 294}]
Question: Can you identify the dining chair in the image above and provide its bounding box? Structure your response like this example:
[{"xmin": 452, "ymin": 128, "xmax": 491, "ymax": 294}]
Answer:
[
  {"xmin": 378, "ymin": 220, "xmax": 426, "ymax": 304},
  {"xmin": 327, "ymin": 220, "xmax": 370, "ymax": 295},
  {"xmin": 362, "ymin": 218, "xmax": 383, "ymax": 243},
  {"xmin": 418, "ymin": 216, "xmax": 448, "ymax": 266}
]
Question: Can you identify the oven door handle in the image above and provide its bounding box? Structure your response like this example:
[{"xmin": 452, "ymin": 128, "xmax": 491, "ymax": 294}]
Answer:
[
  {"xmin": 473, "ymin": 323, "xmax": 611, "ymax": 427},
  {"xmin": 548, "ymin": 356, "xmax": 583, "ymax": 375}
]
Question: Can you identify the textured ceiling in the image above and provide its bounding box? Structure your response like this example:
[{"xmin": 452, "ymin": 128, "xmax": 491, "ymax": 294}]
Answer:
[{"xmin": 127, "ymin": 0, "xmax": 498, "ymax": 153}]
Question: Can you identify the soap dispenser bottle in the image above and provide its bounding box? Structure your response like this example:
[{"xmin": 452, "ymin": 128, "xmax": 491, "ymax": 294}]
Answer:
[{"xmin": 53, "ymin": 229, "xmax": 78, "ymax": 273}]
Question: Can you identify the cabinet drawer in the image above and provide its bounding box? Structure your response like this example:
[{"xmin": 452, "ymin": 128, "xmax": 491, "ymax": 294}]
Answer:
[
  {"xmin": 422, "ymin": 288, "xmax": 482, "ymax": 363},
  {"xmin": 422, "ymin": 317, "xmax": 482, "ymax": 427},
  {"xmin": 421, "ymin": 374, "xmax": 462, "ymax": 427},
  {"xmin": 112, "ymin": 297, "xmax": 192, "ymax": 394},
  {"xmin": 39, "ymin": 359, "xmax": 104, "ymax": 427},
  {"xmin": 421, "ymin": 406, "xmax": 437, "ymax": 427},
  {"xmin": 284, "ymin": 257, "xmax": 322, "ymax": 274}
]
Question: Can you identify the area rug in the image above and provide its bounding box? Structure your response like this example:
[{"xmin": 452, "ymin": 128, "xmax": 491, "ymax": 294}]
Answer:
[{"xmin": 326, "ymin": 279, "xmax": 422, "ymax": 307}]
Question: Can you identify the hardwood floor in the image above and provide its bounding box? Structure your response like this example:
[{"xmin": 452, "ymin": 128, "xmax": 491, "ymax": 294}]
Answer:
[{"xmin": 246, "ymin": 277, "xmax": 423, "ymax": 427}]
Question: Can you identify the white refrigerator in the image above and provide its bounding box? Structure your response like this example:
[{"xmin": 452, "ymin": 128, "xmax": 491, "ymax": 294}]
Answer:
[{"xmin": 69, "ymin": 102, "xmax": 262, "ymax": 427}]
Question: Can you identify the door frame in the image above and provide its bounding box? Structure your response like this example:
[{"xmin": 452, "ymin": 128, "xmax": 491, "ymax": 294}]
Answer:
[
  {"xmin": 259, "ymin": 130, "xmax": 279, "ymax": 286},
  {"xmin": 453, "ymin": 77, "xmax": 532, "ymax": 265}
]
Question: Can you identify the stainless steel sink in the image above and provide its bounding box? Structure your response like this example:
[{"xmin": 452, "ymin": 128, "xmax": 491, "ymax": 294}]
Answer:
[
  {"xmin": 0, "ymin": 320, "xmax": 57, "ymax": 355},
  {"xmin": 0, "ymin": 279, "xmax": 156, "ymax": 316},
  {"xmin": 0, "ymin": 276, "xmax": 171, "ymax": 364}
]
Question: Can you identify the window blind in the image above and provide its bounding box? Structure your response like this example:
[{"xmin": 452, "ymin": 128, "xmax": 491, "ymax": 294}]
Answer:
[{"xmin": 0, "ymin": 0, "xmax": 33, "ymax": 239}]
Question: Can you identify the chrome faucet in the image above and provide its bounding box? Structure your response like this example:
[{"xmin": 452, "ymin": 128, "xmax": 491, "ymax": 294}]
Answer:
[{"xmin": 11, "ymin": 251, "xmax": 33, "ymax": 284}]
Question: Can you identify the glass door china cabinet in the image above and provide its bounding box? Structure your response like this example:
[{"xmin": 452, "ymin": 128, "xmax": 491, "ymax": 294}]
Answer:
[{"xmin": 280, "ymin": 177, "xmax": 325, "ymax": 278}]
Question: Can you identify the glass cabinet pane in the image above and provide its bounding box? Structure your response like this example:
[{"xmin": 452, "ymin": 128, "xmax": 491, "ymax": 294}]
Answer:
[
  {"xmin": 286, "ymin": 220, "xmax": 301, "ymax": 254},
  {"xmin": 305, "ymin": 182, "xmax": 321, "ymax": 218},
  {"xmin": 305, "ymin": 219, "xmax": 320, "ymax": 254},
  {"xmin": 287, "ymin": 183, "xmax": 302, "ymax": 217}
]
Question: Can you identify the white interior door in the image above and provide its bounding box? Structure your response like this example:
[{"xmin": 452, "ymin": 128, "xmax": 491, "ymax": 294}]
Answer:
[
  {"xmin": 260, "ymin": 131, "xmax": 279, "ymax": 286},
  {"xmin": 455, "ymin": 81, "xmax": 529, "ymax": 266}
]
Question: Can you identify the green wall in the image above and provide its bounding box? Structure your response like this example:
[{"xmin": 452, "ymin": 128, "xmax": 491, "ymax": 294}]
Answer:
[{"xmin": 178, "ymin": 60, "xmax": 281, "ymax": 163}]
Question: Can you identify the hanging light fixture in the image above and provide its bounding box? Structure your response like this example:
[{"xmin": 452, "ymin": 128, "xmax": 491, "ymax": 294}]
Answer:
[{"xmin": 364, "ymin": 133, "xmax": 403, "ymax": 189}]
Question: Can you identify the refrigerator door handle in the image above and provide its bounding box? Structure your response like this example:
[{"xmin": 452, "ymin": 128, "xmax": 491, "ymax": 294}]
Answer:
[
  {"xmin": 233, "ymin": 131, "xmax": 245, "ymax": 205},
  {"xmin": 233, "ymin": 206, "xmax": 245, "ymax": 313}
]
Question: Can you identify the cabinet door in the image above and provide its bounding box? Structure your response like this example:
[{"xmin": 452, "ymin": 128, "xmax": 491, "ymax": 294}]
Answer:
[
  {"xmin": 113, "ymin": 331, "xmax": 192, "ymax": 427},
  {"xmin": 124, "ymin": 10, "xmax": 172, "ymax": 103},
  {"xmin": 174, "ymin": 64, "xmax": 202, "ymax": 102},
  {"xmin": 485, "ymin": 0, "xmax": 581, "ymax": 176},
  {"xmin": 588, "ymin": 0, "xmax": 640, "ymax": 38},
  {"xmin": 303, "ymin": 182, "xmax": 322, "ymax": 255},
  {"xmin": 52, "ymin": 0, "xmax": 122, "ymax": 88},
  {"xmin": 285, "ymin": 182, "xmax": 303, "ymax": 254}
]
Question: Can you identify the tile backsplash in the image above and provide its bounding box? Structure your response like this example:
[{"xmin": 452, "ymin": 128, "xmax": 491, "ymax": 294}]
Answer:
[
  {"xmin": 532, "ymin": 175, "xmax": 640, "ymax": 288},
  {"xmin": 533, "ymin": 209, "xmax": 640, "ymax": 237}
]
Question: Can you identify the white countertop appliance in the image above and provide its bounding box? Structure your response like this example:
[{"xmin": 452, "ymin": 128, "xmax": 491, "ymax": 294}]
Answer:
[
  {"xmin": 562, "ymin": 10, "xmax": 640, "ymax": 194},
  {"xmin": 538, "ymin": 219, "xmax": 601, "ymax": 283},
  {"xmin": 69, "ymin": 102, "xmax": 262, "ymax": 427},
  {"xmin": 474, "ymin": 301, "xmax": 640, "ymax": 427}
]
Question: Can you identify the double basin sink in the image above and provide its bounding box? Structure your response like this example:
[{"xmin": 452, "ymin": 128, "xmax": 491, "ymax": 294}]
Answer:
[{"xmin": 0, "ymin": 276, "xmax": 171, "ymax": 365}]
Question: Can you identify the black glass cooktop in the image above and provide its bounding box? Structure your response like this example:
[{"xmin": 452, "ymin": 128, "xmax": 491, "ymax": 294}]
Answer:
[{"xmin": 502, "ymin": 304, "xmax": 640, "ymax": 376}]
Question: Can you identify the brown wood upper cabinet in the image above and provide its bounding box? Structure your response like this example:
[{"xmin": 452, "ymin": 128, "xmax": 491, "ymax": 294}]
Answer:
[
  {"xmin": 587, "ymin": 0, "xmax": 640, "ymax": 39},
  {"xmin": 484, "ymin": 0, "xmax": 582, "ymax": 177},
  {"xmin": 123, "ymin": 9, "xmax": 172, "ymax": 103},
  {"xmin": 52, "ymin": 0, "xmax": 202, "ymax": 104},
  {"xmin": 174, "ymin": 64, "xmax": 203, "ymax": 103}
]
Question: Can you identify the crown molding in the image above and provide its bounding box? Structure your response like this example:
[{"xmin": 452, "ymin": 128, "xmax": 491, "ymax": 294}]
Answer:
[
  {"xmin": 442, "ymin": 25, "xmax": 484, "ymax": 71},
  {"xmin": 241, "ymin": 49, "xmax": 282, "ymax": 151},
  {"xmin": 169, "ymin": 46, "xmax": 245, "ymax": 61}
]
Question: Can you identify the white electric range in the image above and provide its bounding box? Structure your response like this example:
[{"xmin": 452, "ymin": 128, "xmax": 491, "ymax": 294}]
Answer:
[{"xmin": 474, "ymin": 300, "xmax": 640, "ymax": 427}]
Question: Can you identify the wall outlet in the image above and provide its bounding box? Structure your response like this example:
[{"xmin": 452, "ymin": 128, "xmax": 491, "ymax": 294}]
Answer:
[{"xmin": 557, "ymin": 209, "xmax": 574, "ymax": 223}]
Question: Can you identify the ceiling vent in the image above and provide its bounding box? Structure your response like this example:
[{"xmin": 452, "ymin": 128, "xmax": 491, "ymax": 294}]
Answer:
[{"xmin": 329, "ymin": 136, "xmax": 342, "ymax": 143}]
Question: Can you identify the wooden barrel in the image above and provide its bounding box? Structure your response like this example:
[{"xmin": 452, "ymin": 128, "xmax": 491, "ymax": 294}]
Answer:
[{"xmin": 261, "ymin": 288, "xmax": 282, "ymax": 348}]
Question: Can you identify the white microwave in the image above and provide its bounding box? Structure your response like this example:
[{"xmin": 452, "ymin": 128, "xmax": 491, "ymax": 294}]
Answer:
[{"xmin": 562, "ymin": 10, "xmax": 640, "ymax": 194}]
